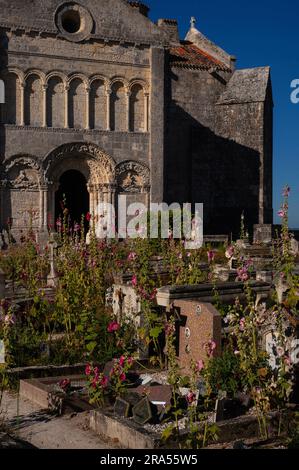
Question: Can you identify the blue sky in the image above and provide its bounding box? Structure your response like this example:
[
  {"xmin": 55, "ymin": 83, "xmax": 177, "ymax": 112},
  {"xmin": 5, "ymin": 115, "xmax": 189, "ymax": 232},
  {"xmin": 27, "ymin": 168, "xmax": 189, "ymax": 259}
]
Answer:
[{"xmin": 148, "ymin": 0, "xmax": 299, "ymax": 228}]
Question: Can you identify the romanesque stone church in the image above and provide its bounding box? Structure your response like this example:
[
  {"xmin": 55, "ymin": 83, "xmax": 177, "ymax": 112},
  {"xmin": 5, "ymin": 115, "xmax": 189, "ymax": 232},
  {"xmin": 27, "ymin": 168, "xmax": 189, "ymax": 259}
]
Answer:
[{"xmin": 0, "ymin": 0, "xmax": 273, "ymax": 239}]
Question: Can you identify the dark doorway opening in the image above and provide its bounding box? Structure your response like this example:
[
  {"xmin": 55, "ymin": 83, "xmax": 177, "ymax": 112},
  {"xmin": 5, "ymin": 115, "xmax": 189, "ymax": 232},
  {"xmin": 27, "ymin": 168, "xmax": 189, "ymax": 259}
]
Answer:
[{"xmin": 55, "ymin": 169, "xmax": 89, "ymax": 229}]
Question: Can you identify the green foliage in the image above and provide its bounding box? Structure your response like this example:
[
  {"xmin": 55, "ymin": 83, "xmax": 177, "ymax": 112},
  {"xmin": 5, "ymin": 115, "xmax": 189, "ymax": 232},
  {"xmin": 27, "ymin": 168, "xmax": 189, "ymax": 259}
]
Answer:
[{"xmin": 206, "ymin": 350, "xmax": 242, "ymax": 397}]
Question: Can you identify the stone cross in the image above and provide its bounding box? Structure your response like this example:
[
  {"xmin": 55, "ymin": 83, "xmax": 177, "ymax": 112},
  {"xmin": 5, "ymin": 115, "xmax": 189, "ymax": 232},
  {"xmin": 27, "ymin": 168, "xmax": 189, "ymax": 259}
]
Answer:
[{"xmin": 47, "ymin": 235, "xmax": 60, "ymax": 288}]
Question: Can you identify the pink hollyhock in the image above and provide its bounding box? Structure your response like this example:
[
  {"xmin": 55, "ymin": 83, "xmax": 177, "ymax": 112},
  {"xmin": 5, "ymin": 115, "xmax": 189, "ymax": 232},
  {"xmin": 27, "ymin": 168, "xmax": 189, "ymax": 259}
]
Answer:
[
  {"xmin": 207, "ymin": 250, "xmax": 215, "ymax": 263},
  {"xmin": 100, "ymin": 376, "xmax": 109, "ymax": 388},
  {"xmin": 107, "ymin": 321, "xmax": 120, "ymax": 333},
  {"xmin": 225, "ymin": 246, "xmax": 235, "ymax": 259},
  {"xmin": 239, "ymin": 318, "xmax": 246, "ymax": 332},
  {"xmin": 127, "ymin": 357, "xmax": 134, "ymax": 366},
  {"xmin": 86, "ymin": 212, "xmax": 91, "ymax": 222},
  {"xmin": 205, "ymin": 339, "xmax": 217, "ymax": 358},
  {"xmin": 85, "ymin": 364, "xmax": 91, "ymax": 376},
  {"xmin": 119, "ymin": 355, "xmax": 126, "ymax": 367},
  {"xmin": 128, "ymin": 252, "xmax": 137, "ymax": 262},
  {"xmin": 131, "ymin": 275, "xmax": 138, "ymax": 287},
  {"xmin": 278, "ymin": 210, "xmax": 286, "ymax": 218},
  {"xmin": 119, "ymin": 372, "xmax": 126, "ymax": 382},
  {"xmin": 196, "ymin": 360, "xmax": 205, "ymax": 373},
  {"xmin": 186, "ymin": 392, "xmax": 196, "ymax": 405}
]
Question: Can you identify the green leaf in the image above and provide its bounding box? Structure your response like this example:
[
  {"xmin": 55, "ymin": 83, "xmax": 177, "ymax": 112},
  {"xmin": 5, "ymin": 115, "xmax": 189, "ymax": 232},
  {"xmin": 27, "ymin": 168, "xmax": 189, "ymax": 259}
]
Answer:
[
  {"xmin": 150, "ymin": 327, "xmax": 162, "ymax": 339},
  {"xmin": 86, "ymin": 341, "xmax": 97, "ymax": 353}
]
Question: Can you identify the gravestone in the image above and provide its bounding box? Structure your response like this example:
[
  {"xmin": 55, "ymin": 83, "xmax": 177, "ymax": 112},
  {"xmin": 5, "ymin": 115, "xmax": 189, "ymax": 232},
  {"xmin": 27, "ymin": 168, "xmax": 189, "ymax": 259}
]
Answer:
[
  {"xmin": 114, "ymin": 397, "xmax": 131, "ymax": 418},
  {"xmin": 132, "ymin": 396, "xmax": 152, "ymax": 425},
  {"xmin": 172, "ymin": 300, "xmax": 222, "ymax": 374},
  {"xmin": 47, "ymin": 237, "xmax": 59, "ymax": 288},
  {"xmin": 253, "ymin": 224, "xmax": 272, "ymax": 245},
  {"xmin": 112, "ymin": 284, "xmax": 148, "ymax": 359}
]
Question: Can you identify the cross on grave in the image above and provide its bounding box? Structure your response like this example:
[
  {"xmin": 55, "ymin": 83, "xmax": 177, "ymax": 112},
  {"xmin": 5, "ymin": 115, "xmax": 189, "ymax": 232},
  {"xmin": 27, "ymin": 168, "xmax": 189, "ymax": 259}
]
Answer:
[
  {"xmin": 171, "ymin": 300, "xmax": 222, "ymax": 375},
  {"xmin": 47, "ymin": 234, "xmax": 61, "ymax": 287}
]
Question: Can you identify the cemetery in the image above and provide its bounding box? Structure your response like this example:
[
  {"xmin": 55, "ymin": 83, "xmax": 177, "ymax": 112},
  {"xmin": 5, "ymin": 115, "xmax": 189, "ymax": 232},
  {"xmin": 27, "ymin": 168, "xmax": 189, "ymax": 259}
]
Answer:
[{"xmin": 0, "ymin": 188, "xmax": 299, "ymax": 449}]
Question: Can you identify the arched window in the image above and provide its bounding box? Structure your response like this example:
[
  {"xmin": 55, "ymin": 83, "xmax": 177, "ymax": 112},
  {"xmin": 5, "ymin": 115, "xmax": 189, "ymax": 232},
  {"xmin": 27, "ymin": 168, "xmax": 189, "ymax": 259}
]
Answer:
[
  {"xmin": 129, "ymin": 84, "xmax": 145, "ymax": 132},
  {"xmin": 68, "ymin": 78, "xmax": 86, "ymax": 129},
  {"xmin": 0, "ymin": 73, "xmax": 20, "ymax": 124},
  {"xmin": 47, "ymin": 77, "xmax": 65, "ymax": 128},
  {"xmin": 110, "ymin": 81, "xmax": 126, "ymax": 132},
  {"xmin": 24, "ymin": 74, "xmax": 43, "ymax": 126},
  {"xmin": 90, "ymin": 79, "xmax": 105, "ymax": 130}
]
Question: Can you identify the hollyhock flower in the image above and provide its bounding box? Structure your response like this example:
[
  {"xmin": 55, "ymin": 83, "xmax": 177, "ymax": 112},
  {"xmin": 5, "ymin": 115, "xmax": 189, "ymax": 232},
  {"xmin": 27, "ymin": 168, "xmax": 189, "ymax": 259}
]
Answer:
[
  {"xmin": 74, "ymin": 223, "xmax": 80, "ymax": 233},
  {"xmin": 278, "ymin": 210, "xmax": 286, "ymax": 218},
  {"xmin": 186, "ymin": 392, "xmax": 196, "ymax": 405},
  {"xmin": 149, "ymin": 288, "xmax": 157, "ymax": 301},
  {"xmin": 165, "ymin": 322, "xmax": 175, "ymax": 337},
  {"xmin": 276, "ymin": 346, "xmax": 285, "ymax": 357},
  {"xmin": 86, "ymin": 212, "xmax": 91, "ymax": 222},
  {"xmin": 131, "ymin": 275, "xmax": 138, "ymax": 287},
  {"xmin": 239, "ymin": 318, "xmax": 246, "ymax": 332},
  {"xmin": 225, "ymin": 246, "xmax": 235, "ymax": 259},
  {"xmin": 119, "ymin": 372, "xmax": 126, "ymax": 382},
  {"xmin": 283, "ymin": 186, "xmax": 291, "ymax": 197},
  {"xmin": 205, "ymin": 339, "xmax": 217, "ymax": 358},
  {"xmin": 56, "ymin": 218, "xmax": 62, "ymax": 228},
  {"xmin": 119, "ymin": 355, "xmax": 126, "ymax": 367},
  {"xmin": 127, "ymin": 357, "xmax": 134, "ymax": 366},
  {"xmin": 284, "ymin": 355, "xmax": 292, "ymax": 367},
  {"xmin": 85, "ymin": 364, "xmax": 91, "ymax": 376},
  {"xmin": 128, "ymin": 252, "xmax": 137, "ymax": 262},
  {"xmin": 195, "ymin": 360, "xmax": 205, "ymax": 373},
  {"xmin": 4, "ymin": 314, "xmax": 16, "ymax": 326},
  {"xmin": 186, "ymin": 252, "xmax": 191, "ymax": 258},
  {"xmin": 207, "ymin": 250, "xmax": 215, "ymax": 263},
  {"xmin": 107, "ymin": 321, "xmax": 120, "ymax": 333},
  {"xmin": 100, "ymin": 376, "xmax": 109, "ymax": 388}
]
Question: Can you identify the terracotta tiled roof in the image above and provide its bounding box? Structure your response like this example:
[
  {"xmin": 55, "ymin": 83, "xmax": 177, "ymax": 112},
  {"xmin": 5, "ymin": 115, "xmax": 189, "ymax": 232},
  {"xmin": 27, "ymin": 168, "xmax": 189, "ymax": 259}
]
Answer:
[{"xmin": 169, "ymin": 41, "xmax": 231, "ymax": 71}]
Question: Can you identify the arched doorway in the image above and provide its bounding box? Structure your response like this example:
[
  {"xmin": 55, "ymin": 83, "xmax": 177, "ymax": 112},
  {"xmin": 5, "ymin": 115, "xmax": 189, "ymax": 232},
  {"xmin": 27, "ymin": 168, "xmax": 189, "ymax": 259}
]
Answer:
[{"xmin": 55, "ymin": 169, "xmax": 89, "ymax": 228}]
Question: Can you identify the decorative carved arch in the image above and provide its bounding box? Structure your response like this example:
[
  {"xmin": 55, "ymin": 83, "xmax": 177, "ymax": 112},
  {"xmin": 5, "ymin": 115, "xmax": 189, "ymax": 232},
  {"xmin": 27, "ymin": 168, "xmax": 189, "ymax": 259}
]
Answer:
[
  {"xmin": 67, "ymin": 73, "xmax": 89, "ymax": 88},
  {"xmin": 24, "ymin": 69, "xmax": 46, "ymax": 86},
  {"xmin": 43, "ymin": 142, "xmax": 116, "ymax": 185},
  {"xmin": 2, "ymin": 68, "xmax": 25, "ymax": 86},
  {"xmin": 115, "ymin": 160, "xmax": 150, "ymax": 193},
  {"xmin": 46, "ymin": 71, "xmax": 67, "ymax": 87},
  {"xmin": 89, "ymin": 74, "xmax": 108, "ymax": 88},
  {"xmin": 129, "ymin": 79, "xmax": 149, "ymax": 94},
  {"xmin": 109, "ymin": 76, "xmax": 129, "ymax": 91}
]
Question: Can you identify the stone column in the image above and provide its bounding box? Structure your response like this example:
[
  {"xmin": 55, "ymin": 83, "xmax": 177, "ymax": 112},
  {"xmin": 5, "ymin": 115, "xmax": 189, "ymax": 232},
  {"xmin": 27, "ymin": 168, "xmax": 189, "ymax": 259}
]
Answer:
[
  {"xmin": 105, "ymin": 89, "xmax": 111, "ymax": 131},
  {"xmin": 20, "ymin": 81, "xmax": 25, "ymax": 126},
  {"xmin": 39, "ymin": 188, "xmax": 44, "ymax": 229},
  {"xmin": 64, "ymin": 84, "xmax": 69, "ymax": 129},
  {"xmin": 144, "ymin": 92, "xmax": 149, "ymax": 132},
  {"xmin": 126, "ymin": 90, "xmax": 131, "ymax": 132},
  {"xmin": 43, "ymin": 186, "xmax": 48, "ymax": 230},
  {"xmin": 42, "ymin": 84, "xmax": 48, "ymax": 127},
  {"xmin": 85, "ymin": 85, "xmax": 90, "ymax": 130}
]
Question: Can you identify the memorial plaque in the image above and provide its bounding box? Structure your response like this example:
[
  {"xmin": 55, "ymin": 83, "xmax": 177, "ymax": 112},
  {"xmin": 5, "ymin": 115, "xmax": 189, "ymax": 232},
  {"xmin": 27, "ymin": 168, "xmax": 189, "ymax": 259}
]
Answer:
[
  {"xmin": 114, "ymin": 397, "xmax": 131, "ymax": 418},
  {"xmin": 132, "ymin": 396, "xmax": 152, "ymax": 425}
]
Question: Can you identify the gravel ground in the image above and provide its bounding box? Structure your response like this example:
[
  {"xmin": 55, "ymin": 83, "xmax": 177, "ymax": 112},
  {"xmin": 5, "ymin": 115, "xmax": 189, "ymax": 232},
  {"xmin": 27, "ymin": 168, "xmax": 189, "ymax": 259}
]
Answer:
[{"xmin": 1, "ymin": 391, "xmax": 119, "ymax": 449}]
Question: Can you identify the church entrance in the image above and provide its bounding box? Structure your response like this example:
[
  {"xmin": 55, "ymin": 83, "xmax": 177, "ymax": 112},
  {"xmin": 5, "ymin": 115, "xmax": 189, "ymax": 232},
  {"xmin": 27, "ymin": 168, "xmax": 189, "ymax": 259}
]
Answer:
[{"xmin": 55, "ymin": 169, "xmax": 89, "ymax": 228}]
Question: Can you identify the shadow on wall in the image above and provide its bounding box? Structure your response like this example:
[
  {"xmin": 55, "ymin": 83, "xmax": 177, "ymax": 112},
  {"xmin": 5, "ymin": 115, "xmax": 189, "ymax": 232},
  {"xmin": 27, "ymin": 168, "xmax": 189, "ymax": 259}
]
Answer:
[{"xmin": 164, "ymin": 104, "xmax": 260, "ymax": 238}]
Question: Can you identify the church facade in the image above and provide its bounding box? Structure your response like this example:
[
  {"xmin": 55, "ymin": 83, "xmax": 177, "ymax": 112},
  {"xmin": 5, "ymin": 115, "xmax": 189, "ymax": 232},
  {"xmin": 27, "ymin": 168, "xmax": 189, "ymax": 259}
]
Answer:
[{"xmin": 0, "ymin": 0, "xmax": 273, "ymax": 239}]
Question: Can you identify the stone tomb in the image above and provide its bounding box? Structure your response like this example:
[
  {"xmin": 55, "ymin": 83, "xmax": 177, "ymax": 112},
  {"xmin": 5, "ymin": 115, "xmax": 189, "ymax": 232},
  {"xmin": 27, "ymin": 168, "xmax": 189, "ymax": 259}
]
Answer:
[{"xmin": 172, "ymin": 300, "xmax": 222, "ymax": 373}]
